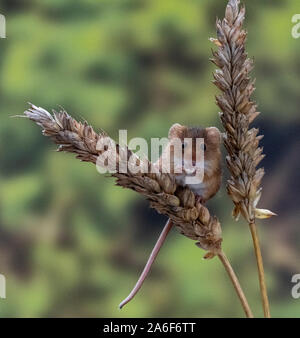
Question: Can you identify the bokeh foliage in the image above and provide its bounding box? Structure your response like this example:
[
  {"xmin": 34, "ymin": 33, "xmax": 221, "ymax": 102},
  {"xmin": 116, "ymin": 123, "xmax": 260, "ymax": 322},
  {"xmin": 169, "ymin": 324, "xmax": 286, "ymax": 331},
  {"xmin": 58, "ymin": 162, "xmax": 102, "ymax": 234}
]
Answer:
[{"xmin": 0, "ymin": 0, "xmax": 299, "ymax": 317}]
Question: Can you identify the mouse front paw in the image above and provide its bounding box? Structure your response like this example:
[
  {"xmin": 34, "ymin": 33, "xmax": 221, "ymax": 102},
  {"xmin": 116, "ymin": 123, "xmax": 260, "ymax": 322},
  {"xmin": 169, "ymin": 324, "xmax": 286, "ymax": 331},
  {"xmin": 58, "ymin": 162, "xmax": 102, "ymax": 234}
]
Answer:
[{"xmin": 195, "ymin": 195, "xmax": 205, "ymax": 205}]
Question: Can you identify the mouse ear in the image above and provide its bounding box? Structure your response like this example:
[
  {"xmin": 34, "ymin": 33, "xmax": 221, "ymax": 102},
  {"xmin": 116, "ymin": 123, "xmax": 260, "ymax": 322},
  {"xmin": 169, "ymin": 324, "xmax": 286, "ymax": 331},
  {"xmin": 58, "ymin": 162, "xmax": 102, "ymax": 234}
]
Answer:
[
  {"xmin": 206, "ymin": 127, "xmax": 221, "ymax": 144},
  {"xmin": 168, "ymin": 123, "xmax": 184, "ymax": 139}
]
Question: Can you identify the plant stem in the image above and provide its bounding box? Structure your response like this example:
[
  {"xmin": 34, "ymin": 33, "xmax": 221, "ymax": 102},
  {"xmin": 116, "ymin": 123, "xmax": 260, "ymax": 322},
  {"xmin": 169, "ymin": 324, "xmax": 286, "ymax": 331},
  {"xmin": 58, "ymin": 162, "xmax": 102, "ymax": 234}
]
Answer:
[
  {"xmin": 218, "ymin": 251, "xmax": 254, "ymax": 318},
  {"xmin": 249, "ymin": 221, "xmax": 271, "ymax": 318},
  {"xmin": 119, "ymin": 218, "xmax": 173, "ymax": 309}
]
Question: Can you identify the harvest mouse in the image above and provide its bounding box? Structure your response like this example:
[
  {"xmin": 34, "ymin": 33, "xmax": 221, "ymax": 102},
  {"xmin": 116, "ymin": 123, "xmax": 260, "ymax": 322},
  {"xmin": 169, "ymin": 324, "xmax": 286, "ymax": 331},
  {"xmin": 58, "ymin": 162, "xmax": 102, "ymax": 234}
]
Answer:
[
  {"xmin": 120, "ymin": 124, "xmax": 222, "ymax": 309},
  {"xmin": 156, "ymin": 123, "xmax": 222, "ymax": 203}
]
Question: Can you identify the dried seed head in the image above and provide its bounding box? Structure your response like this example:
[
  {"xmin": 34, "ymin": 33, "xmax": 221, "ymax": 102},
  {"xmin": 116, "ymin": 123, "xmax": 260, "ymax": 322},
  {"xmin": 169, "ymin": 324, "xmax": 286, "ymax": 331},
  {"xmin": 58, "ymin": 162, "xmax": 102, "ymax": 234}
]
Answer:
[
  {"xmin": 24, "ymin": 104, "xmax": 222, "ymax": 255},
  {"xmin": 211, "ymin": 0, "xmax": 276, "ymax": 222}
]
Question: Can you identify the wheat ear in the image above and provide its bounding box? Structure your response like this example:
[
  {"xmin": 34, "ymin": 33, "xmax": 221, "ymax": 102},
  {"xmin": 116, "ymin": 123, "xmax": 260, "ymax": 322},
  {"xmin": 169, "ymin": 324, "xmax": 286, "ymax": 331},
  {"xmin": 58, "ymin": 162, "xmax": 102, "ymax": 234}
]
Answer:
[
  {"xmin": 23, "ymin": 103, "xmax": 253, "ymax": 317},
  {"xmin": 211, "ymin": 0, "xmax": 276, "ymax": 317}
]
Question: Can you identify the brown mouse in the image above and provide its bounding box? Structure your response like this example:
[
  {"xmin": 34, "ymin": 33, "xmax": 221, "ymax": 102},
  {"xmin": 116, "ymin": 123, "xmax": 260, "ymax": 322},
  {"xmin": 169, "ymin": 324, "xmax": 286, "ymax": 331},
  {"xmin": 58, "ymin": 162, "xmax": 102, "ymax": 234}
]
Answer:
[
  {"xmin": 156, "ymin": 123, "xmax": 222, "ymax": 203},
  {"xmin": 120, "ymin": 124, "xmax": 222, "ymax": 308}
]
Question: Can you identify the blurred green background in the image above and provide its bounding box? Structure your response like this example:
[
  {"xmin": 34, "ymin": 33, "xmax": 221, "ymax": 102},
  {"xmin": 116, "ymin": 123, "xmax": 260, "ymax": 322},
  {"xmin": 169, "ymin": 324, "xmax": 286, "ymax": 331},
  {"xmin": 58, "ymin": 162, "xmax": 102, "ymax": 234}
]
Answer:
[{"xmin": 0, "ymin": 0, "xmax": 299, "ymax": 317}]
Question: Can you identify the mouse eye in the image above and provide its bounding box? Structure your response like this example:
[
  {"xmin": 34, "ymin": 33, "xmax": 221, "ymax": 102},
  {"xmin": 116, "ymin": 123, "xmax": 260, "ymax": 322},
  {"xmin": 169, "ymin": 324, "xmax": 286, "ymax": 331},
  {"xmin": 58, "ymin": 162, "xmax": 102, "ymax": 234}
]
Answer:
[{"xmin": 201, "ymin": 143, "xmax": 207, "ymax": 151}]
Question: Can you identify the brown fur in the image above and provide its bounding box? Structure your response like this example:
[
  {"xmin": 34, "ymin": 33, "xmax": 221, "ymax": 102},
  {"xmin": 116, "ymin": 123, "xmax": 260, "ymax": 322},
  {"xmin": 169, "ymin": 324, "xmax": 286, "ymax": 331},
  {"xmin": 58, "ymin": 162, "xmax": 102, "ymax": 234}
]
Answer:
[{"xmin": 165, "ymin": 124, "xmax": 222, "ymax": 202}]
